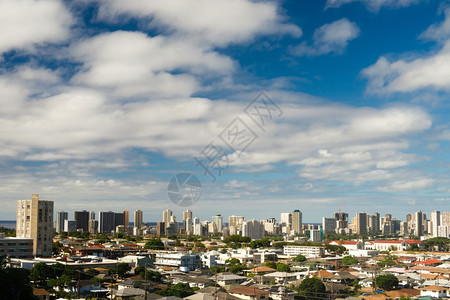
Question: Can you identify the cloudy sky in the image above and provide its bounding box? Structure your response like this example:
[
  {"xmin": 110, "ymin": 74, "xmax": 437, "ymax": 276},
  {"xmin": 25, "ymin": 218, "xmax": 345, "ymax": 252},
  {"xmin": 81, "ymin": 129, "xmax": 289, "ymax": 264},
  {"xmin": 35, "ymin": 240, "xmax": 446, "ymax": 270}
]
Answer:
[{"xmin": 1, "ymin": 0, "xmax": 450, "ymax": 223}]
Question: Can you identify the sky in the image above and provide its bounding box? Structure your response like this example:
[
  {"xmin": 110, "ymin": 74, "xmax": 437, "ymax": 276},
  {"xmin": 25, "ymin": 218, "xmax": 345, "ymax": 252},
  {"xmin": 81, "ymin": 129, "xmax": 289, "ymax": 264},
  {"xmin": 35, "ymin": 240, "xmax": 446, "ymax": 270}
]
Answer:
[{"xmin": 1, "ymin": 0, "xmax": 450, "ymax": 223}]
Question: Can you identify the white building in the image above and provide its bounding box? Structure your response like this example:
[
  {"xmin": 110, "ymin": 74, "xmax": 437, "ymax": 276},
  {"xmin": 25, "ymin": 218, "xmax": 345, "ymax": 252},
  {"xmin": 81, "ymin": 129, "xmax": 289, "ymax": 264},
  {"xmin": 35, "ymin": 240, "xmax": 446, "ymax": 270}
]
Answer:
[
  {"xmin": 155, "ymin": 252, "xmax": 200, "ymax": 271},
  {"xmin": 283, "ymin": 245, "xmax": 325, "ymax": 258}
]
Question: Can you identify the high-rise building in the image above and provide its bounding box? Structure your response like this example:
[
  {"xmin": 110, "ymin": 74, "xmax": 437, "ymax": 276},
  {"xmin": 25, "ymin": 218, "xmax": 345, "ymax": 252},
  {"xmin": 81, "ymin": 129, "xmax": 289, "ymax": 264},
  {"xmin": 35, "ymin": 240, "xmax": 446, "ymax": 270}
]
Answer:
[
  {"xmin": 183, "ymin": 210, "xmax": 193, "ymax": 233},
  {"xmin": 322, "ymin": 217, "xmax": 336, "ymax": 234},
  {"xmin": 212, "ymin": 214, "xmax": 223, "ymax": 233},
  {"xmin": 134, "ymin": 210, "xmax": 143, "ymax": 229},
  {"xmin": 89, "ymin": 211, "xmax": 95, "ymax": 221},
  {"xmin": 16, "ymin": 194, "xmax": 54, "ymax": 256},
  {"xmin": 413, "ymin": 211, "xmax": 423, "ymax": 237},
  {"xmin": 242, "ymin": 219, "xmax": 265, "ymax": 240},
  {"xmin": 163, "ymin": 209, "xmax": 172, "ymax": 224},
  {"xmin": 98, "ymin": 211, "xmax": 115, "ymax": 233},
  {"xmin": 292, "ymin": 210, "xmax": 303, "ymax": 235},
  {"xmin": 355, "ymin": 212, "xmax": 367, "ymax": 234},
  {"xmin": 56, "ymin": 211, "xmax": 68, "ymax": 234},
  {"xmin": 74, "ymin": 210, "xmax": 89, "ymax": 232},
  {"xmin": 123, "ymin": 210, "xmax": 129, "ymax": 228},
  {"xmin": 431, "ymin": 211, "xmax": 440, "ymax": 237},
  {"xmin": 114, "ymin": 212, "xmax": 124, "ymax": 227},
  {"xmin": 228, "ymin": 215, "xmax": 244, "ymax": 232},
  {"xmin": 335, "ymin": 211, "xmax": 349, "ymax": 231}
]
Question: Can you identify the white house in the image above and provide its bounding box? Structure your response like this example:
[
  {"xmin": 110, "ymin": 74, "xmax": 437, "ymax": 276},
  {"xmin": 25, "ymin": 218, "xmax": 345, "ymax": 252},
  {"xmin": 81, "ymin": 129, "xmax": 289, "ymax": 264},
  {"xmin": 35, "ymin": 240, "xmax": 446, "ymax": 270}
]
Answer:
[{"xmin": 420, "ymin": 285, "xmax": 449, "ymax": 298}]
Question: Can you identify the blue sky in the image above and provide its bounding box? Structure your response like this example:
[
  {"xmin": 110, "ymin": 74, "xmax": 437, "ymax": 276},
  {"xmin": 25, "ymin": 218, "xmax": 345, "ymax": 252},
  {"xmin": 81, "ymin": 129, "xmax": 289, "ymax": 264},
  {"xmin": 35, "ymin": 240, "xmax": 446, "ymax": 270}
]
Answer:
[{"xmin": 1, "ymin": 0, "xmax": 450, "ymax": 223}]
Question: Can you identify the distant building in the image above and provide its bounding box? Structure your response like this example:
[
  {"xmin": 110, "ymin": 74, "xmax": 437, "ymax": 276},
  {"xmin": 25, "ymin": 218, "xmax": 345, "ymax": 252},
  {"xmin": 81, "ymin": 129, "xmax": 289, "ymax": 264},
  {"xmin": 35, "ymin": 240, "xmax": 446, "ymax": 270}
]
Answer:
[
  {"xmin": 134, "ymin": 210, "xmax": 143, "ymax": 230},
  {"xmin": 74, "ymin": 210, "xmax": 89, "ymax": 232},
  {"xmin": 322, "ymin": 217, "xmax": 336, "ymax": 234},
  {"xmin": 114, "ymin": 212, "xmax": 124, "ymax": 227},
  {"xmin": 123, "ymin": 210, "xmax": 129, "ymax": 228},
  {"xmin": 242, "ymin": 219, "xmax": 265, "ymax": 240},
  {"xmin": 64, "ymin": 220, "xmax": 76, "ymax": 232},
  {"xmin": 155, "ymin": 253, "xmax": 200, "ymax": 271},
  {"xmin": 292, "ymin": 210, "xmax": 302, "ymax": 235},
  {"xmin": 56, "ymin": 211, "xmax": 68, "ymax": 234},
  {"xmin": 212, "ymin": 214, "xmax": 223, "ymax": 233},
  {"xmin": 310, "ymin": 229, "xmax": 322, "ymax": 242},
  {"xmin": 16, "ymin": 194, "xmax": 54, "ymax": 257},
  {"xmin": 183, "ymin": 210, "xmax": 192, "ymax": 233},
  {"xmin": 355, "ymin": 212, "xmax": 367, "ymax": 234},
  {"xmin": 98, "ymin": 211, "xmax": 115, "ymax": 233}
]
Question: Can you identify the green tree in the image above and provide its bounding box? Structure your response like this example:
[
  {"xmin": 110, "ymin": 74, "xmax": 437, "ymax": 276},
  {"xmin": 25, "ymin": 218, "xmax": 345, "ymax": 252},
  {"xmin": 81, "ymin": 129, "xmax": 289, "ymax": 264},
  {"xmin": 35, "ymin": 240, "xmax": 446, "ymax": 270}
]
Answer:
[
  {"xmin": 209, "ymin": 265, "xmax": 225, "ymax": 274},
  {"xmin": 157, "ymin": 283, "xmax": 195, "ymax": 298},
  {"xmin": 117, "ymin": 263, "xmax": 131, "ymax": 278},
  {"xmin": 0, "ymin": 256, "xmax": 36, "ymax": 299},
  {"xmin": 294, "ymin": 254, "xmax": 307, "ymax": 262},
  {"xmin": 297, "ymin": 276, "xmax": 326, "ymax": 300},
  {"xmin": 342, "ymin": 256, "xmax": 358, "ymax": 266},
  {"xmin": 376, "ymin": 274, "xmax": 399, "ymax": 291},
  {"xmin": 144, "ymin": 238, "xmax": 165, "ymax": 250},
  {"xmin": 265, "ymin": 261, "xmax": 277, "ymax": 269},
  {"xmin": 31, "ymin": 262, "xmax": 54, "ymax": 286},
  {"xmin": 276, "ymin": 263, "xmax": 291, "ymax": 272}
]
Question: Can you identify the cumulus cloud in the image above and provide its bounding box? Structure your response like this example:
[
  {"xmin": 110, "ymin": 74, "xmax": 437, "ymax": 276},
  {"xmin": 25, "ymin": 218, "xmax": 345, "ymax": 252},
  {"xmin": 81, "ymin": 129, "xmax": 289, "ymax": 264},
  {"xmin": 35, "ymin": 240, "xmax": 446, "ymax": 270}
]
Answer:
[
  {"xmin": 420, "ymin": 8, "xmax": 450, "ymax": 41},
  {"xmin": 291, "ymin": 19, "xmax": 360, "ymax": 56},
  {"xmin": 0, "ymin": 0, "xmax": 72, "ymax": 54},
  {"xmin": 362, "ymin": 41, "xmax": 450, "ymax": 94},
  {"xmin": 325, "ymin": 0, "xmax": 421, "ymax": 11},
  {"xmin": 95, "ymin": 0, "xmax": 302, "ymax": 47},
  {"xmin": 70, "ymin": 31, "xmax": 235, "ymax": 98}
]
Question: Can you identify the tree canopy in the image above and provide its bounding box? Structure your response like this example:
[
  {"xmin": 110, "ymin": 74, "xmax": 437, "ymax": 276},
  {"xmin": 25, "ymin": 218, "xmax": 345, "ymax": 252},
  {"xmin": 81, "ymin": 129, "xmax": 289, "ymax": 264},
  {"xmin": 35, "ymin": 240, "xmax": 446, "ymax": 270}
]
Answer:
[{"xmin": 376, "ymin": 274, "xmax": 399, "ymax": 291}]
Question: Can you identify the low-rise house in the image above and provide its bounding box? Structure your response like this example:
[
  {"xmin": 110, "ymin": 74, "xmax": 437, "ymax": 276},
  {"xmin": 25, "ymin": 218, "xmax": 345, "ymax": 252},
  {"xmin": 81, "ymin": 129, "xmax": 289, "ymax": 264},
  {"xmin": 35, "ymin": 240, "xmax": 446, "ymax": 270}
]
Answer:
[
  {"xmin": 155, "ymin": 252, "xmax": 200, "ymax": 271},
  {"xmin": 259, "ymin": 286, "xmax": 297, "ymax": 300},
  {"xmin": 367, "ymin": 240, "xmax": 408, "ymax": 251},
  {"xmin": 420, "ymin": 285, "xmax": 449, "ymax": 298},
  {"xmin": 329, "ymin": 271, "xmax": 358, "ymax": 284},
  {"xmin": 263, "ymin": 272, "xmax": 304, "ymax": 283},
  {"xmin": 172, "ymin": 275, "xmax": 212, "ymax": 289},
  {"xmin": 228, "ymin": 286, "xmax": 270, "ymax": 300},
  {"xmin": 118, "ymin": 255, "xmax": 153, "ymax": 268},
  {"xmin": 329, "ymin": 240, "xmax": 364, "ymax": 251},
  {"xmin": 213, "ymin": 273, "xmax": 247, "ymax": 286}
]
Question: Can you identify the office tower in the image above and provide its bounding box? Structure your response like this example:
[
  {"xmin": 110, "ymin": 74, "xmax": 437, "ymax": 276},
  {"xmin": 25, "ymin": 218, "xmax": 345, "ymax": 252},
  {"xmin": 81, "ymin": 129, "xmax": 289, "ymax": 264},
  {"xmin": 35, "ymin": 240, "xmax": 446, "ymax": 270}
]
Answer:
[
  {"xmin": 212, "ymin": 214, "xmax": 223, "ymax": 232},
  {"xmin": 123, "ymin": 210, "xmax": 129, "ymax": 228},
  {"xmin": 355, "ymin": 212, "xmax": 367, "ymax": 234},
  {"xmin": 88, "ymin": 219, "xmax": 98, "ymax": 234},
  {"xmin": 156, "ymin": 222, "xmax": 165, "ymax": 236},
  {"xmin": 163, "ymin": 209, "xmax": 172, "ymax": 224},
  {"xmin": 208, "ymin": 222, "xmax": 217, "ymax": 234},
  {"xmin": 413, "ymin": 211, "xmax": 423, "ymax": 237},
  {"xmin": 16, "ymin": 194, "xmax": 54, "ymax": 257},
  {"xmin": 134, "ymin": 210, "xmax": 143, "ymax": 229},
  {"xmin": 64, "ymin": 219, "xmax": 76, "ymax": 232},
  {"xmin": 114, "ymin": 212, "xmax": 124, "ymax": 227},
  {"xmin": 322, "ymin": 217, "xmax": 336, "ymax": 234},
  {"xmin": 292, "ymin": 210, "xmax": 302, "ymax": 235},
  {"xmin": 98, "ymin": 211, "xmax": 115, "ymax": 233},
  {"xmin": 56, "ymin": 211, "xmax": 68, "ymax": 234},
  {"xmin": 74, "ymin": 210, "xmax": 89, "ymax": 232},
  {"xmin": 373, "ymin": 212, "xmax": 380, "ymax": 233},
  {"xmin": 89, "ymin": 211, "xmax": 95, "ymax": 221},
  {"xmin": 310, "ymin": 229, "xmax": 323, "ymax": 242},
  {"xmin": 183, "ymin": 210, "xmax": 193, "ymax": 232},
  {"xmin": 242, "ymin": 219, "xmax": 265, "ymax": 240}
]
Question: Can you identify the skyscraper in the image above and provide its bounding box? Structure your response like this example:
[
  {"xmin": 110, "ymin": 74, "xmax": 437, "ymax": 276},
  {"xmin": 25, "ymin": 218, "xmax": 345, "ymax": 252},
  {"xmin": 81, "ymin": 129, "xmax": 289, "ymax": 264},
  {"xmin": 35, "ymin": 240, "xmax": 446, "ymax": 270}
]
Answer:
[
  {"xmin": 355, "ymin": 212, "xmax": 367, "ymax": 234},
  {"xmin": 228, "ymin": 215, "xmax": 244, "ymax": 231},
  {"xmin": 74, "ymin": 210, "xmax": 89, "ymax": 232},
  {"xmin": 124, "ymin": 210, "xmax": 129, "ymax": 228},
  {"xmin": 292, "ymin": 210, "xmax": 302, "ymax": 235},
  {"xmin": 16, "ymin": 194, "xmax": 54, "ymax": 257},
  {"xmin": 134, "ymin": 210, "xmax": 143, "ymax": 229},
  {"xmin": 413, "ymin": 211, "xmax": 423, "ymax": 237},
  {"xmin": 98, "ymin": 211, "xmax": 115, "ymax": 233},
  {"xmin": 242, "ymin": 219, "xmax": 265, "ymax": 240},
  {"xmin": 431, "ymin": 211, "xmax": 440, "ymax": 237},
  {"xmin": 212, "ymin": 214, "xmax": 223, "ymax": 232},
  {"xmin": 163, "ymin": 209, "xmax": 172, "ymax": 224},
  {"xmin": 56, "ymin": 211, "xmax": 68, "ymax": 234},
  {"xmin": 183, "ymin": 210, "xmax": 193, "ymax": 233}
]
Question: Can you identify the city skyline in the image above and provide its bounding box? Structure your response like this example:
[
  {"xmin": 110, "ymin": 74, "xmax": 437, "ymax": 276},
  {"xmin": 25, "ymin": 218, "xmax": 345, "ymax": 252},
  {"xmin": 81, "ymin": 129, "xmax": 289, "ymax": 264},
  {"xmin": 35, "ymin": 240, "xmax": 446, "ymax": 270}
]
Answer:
[{"xmin": 1, "ymin": 1, "xmax": 450, "ymax": 220}]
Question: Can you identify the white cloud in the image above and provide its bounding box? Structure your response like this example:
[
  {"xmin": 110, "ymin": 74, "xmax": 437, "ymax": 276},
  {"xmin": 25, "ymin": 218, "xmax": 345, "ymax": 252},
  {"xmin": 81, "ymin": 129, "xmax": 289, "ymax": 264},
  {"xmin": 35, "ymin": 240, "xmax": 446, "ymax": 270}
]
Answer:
[
  {"xmin": 420, "ymin": 8, "xmax": 450, "ymax": 41},
  {"xmin": 377, "ymin": 178, "xmax": 435, "ymax": 192},
  {"xmin": 362, "ymin": 41, "xmax": 450, "ymax": 94},
  {"xmin": 325, "ymin": 0, "xmax": 421, "ymax": 11},
  {"xmin": 95, "ymin": 0, "xmax": 301, "ymax": 47},
  {"xmin": 70, "ymin": 31, "xmax": 235, "ymax": 98},
  {"xmin": 291, "ymin": 19, "xmax": 359, "ymax": 56},
  {"xmin": 0, "ymin": 0, "xmax": 72, "ymax": 54}
]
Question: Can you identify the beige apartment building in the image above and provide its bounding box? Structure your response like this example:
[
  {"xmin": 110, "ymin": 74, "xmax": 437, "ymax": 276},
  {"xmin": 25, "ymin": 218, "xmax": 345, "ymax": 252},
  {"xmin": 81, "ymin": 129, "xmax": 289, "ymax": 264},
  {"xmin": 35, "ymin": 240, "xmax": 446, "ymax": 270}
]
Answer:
[{"xmin": 16, "ymin": 194, "xmax": 54, "ymax": 257}]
